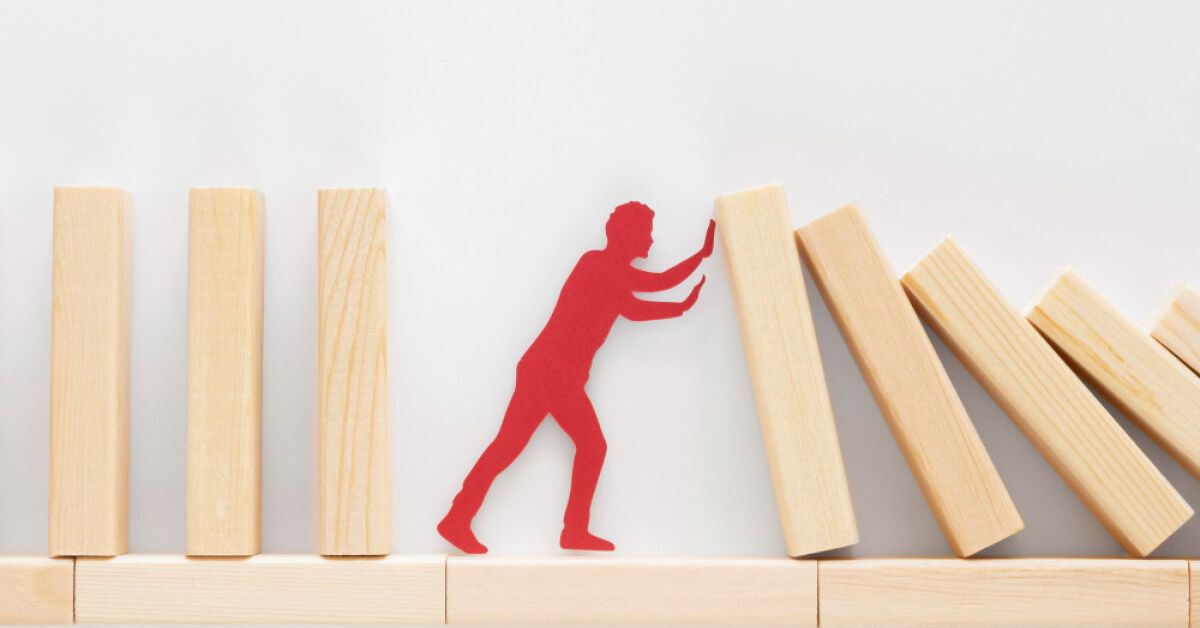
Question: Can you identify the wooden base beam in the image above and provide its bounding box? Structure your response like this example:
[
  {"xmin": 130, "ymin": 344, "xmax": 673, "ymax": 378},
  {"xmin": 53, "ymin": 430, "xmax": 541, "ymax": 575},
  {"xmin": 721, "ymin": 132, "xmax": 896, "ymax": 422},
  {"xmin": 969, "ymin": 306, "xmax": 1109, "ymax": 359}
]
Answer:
[
  {"xmin": 0, "ymin": 557, "xmax": 74, "ymax": 625},
  {"xmin": 74, "ymin": 555, "xmax": 445, "ymax": 624}
]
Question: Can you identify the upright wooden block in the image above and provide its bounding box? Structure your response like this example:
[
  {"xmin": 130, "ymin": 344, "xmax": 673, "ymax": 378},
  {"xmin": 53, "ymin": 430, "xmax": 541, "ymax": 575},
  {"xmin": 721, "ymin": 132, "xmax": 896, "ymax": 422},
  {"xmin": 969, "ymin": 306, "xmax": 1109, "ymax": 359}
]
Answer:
[
  {"xmin": 796, "ymin": 206, "xmax": 1021, "ymax": 557},
  {"xmin": 75, "ymin": 555, "xmax": 445, "ymax": 624},
  {"xmin": 903, "ymin": 239, "xmax": 1191, "ymax": 556},
  {"xmin": 0, "ymin": 557, "xmax": 74, "ymax": 625},
  {"xmin": 447, "ymin": 557, "xmax": 815, "ymax": 625},
  {"xmin": 317, "ymin": 188, "xmax": 391, "ymax": 555},
  {"xmin": 819, "ymin": 558, "xmax": 1189, "ymax": 626},
  {"xmin": 187, "ymin": 188, "xmax": 265, "ymax": 556},
  {"xmin": 49, "ymin": 186, "xmax": 132, "ymax": 557},
  {"xmin": 713, "ymin": 185, "xmax": 858, "ymax": 557},
  {"xmin": 1028, "ymin": 271, "xmax": 1200, "ymax": 479},
  {"xmin": 1152, "ymin": 286, "xmax": 1200, "ymax": 375}
]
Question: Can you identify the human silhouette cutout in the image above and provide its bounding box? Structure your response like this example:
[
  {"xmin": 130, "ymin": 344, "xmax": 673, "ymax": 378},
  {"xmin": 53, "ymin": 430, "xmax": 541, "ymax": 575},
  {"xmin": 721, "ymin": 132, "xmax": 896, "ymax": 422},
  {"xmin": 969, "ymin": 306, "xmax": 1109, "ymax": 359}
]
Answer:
[{"xmin": 438, "ymin": 202, "xmax": 715, "ymax": 553}]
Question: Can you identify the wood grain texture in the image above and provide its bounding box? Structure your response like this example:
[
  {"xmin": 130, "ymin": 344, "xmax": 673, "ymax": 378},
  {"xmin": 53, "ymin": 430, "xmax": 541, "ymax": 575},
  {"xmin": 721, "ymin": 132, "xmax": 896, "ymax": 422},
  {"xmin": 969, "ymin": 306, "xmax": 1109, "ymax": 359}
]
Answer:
[
  {"xmin": 1152, "ymin": 286, "xmax": 1200, "ymax": 375},
  {"xmin": 820, "ymin": 558, "xmax": 1188, "ymax": 626},
  {"xmin": 49, "ymin": 186, "xmax": 132, "ymax": 557},
  {"xmin": 447, "ymin": 557, "xmax": 815, "ymax": 625},
  {"xmin": 187, "ymin": 188, "xmax": 265, "ymax": 556},
  {"xmin": 712, "ymin": 185, "xmax": 858, "ymax": 557},
  {"xmin": 903, "ymin": 239, "xmax": 1191, "ymax": 556},
  {"xmin": 317, "ymin": 188, "xmax": 391, "ymax": 556},
  {"xmin": 1028, "ymin": 271, "xmax": 1200, "ymax": 480},
  {"xmin": 0, "ymin": 557, "xmax": 74, "ymax": 625},
  {"xmin": 795, "ymin": 205, "xmax": 1021, "ymax": 557},
  {"xmin": 74, "ymin": 554, "xmax": 445, "ymax": 624}
]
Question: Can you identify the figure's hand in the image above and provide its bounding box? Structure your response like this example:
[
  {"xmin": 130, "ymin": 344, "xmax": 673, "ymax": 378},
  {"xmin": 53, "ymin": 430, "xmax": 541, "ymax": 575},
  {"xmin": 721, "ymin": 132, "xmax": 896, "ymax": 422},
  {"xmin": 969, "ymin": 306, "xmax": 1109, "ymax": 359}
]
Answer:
[
  {"xmin": 700, "ymin": 219, "xmax": 716, "ymax": 258},
  {"xmin": 682, "ymin": 275, "xmax": 706, "ymax": 310}
]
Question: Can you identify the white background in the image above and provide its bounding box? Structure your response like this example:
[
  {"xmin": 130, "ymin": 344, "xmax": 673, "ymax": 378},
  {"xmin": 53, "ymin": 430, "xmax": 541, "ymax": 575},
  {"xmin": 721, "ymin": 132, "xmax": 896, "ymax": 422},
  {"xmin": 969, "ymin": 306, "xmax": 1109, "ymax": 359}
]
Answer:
[{"xmin": 2, "ymin": 0, "xmax": 1200, "ymax": 582}]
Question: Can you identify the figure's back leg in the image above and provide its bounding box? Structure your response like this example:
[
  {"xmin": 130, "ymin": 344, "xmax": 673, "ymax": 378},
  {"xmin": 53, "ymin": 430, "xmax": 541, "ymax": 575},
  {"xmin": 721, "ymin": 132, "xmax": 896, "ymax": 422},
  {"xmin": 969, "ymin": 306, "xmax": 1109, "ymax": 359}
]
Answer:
[{"xmin": 548, "ymin": 389, "xmax": 614, "ymax": 551}]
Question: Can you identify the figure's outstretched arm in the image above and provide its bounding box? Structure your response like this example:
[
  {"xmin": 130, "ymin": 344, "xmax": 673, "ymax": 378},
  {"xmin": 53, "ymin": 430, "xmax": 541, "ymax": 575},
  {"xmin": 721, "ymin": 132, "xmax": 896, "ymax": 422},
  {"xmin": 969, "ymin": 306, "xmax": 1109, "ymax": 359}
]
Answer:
[
  {"xmin": 629, "ymin": 220, "xmax": 715, "ymax": 292},
  {"xmin": 622, "ymin": 276, "xmax": 706, "ymax": 321}
]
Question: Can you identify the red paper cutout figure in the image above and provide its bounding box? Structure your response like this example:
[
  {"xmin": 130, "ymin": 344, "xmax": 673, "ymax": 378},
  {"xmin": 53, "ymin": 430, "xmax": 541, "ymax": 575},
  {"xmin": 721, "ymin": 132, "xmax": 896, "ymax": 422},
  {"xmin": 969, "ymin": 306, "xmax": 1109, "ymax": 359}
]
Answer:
[{"xmin": 438, "ymin": 202, "xmax": 715, "ymax": 554}]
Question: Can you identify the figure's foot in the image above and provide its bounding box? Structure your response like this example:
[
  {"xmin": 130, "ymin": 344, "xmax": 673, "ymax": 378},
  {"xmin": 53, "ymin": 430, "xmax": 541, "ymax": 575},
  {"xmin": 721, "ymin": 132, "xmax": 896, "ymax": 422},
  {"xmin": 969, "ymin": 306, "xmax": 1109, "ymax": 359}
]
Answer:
[
  {"xmin": 438, "ymin": 514, "xmax": 488, "ymax": 554},
  {"xmin": 560, "ymin": 528, "xmax": 615, "ymax": 551}
]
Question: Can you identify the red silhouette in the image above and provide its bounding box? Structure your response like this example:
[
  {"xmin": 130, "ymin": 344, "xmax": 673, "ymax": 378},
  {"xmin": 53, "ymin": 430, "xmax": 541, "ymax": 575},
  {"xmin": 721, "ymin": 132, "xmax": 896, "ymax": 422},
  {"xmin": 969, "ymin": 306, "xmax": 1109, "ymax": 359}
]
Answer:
[{"xmin": 438, "ymin": 202, "xmax": 715, "ymax": 553}]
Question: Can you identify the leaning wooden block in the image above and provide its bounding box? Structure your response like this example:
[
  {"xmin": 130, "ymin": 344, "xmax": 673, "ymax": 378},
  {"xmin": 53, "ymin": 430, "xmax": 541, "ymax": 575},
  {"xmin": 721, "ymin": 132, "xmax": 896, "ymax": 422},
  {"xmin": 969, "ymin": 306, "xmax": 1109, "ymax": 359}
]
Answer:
[
  {"xmin": 317, "ymin": 188, "xmax": 392, "ymax": 555},
  {"xmin": 903, "ymin": 239, "xmax": 1191, "ymax": 556},
  {"xmin": 1028, "ymin": 271, "xmax": 1200, "ymax": 479},
  {"xmin": 0, "ymin": 557, "xmax": 74, "ymax": 625},
  {"xmin": 187, "ymin": 188, "xmax": 265, "ymax": 556},
  {"xmin": 74, "ymin": 554, "xmax": 445, "ymax": 624},
  {"xmin": 447, "ymin": 557, "xmax": 815, "ymax": 625},
  {"xmin": 49, "ymin": 186, "xmax": 132, "ymax": 557},
  {"xmin": 1152, "ymin": 286, "xmax": 1200, "ymax": 375},
  {"xmin": 796, "ymin": 206, "xmax": 1022, "ymax": 557},
  {"xmin": 820, "ymin": 558, "xmax": 1188, "ymax": 626},
  {"xmin": 713, "ymin": 185, "xmax": 857, "ymax": 557}
]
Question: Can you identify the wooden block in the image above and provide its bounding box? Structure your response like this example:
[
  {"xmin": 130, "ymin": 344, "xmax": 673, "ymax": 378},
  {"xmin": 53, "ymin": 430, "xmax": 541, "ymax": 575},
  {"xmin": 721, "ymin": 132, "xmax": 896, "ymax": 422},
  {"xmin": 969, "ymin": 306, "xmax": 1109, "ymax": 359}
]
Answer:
[
  {"xmin": 796, "ymin": 205, "xmax": 1022, "ymax": 557},
  {"xmin": 712, "ymin": 185, "xmax": 858, "ymax": 557},
  {"xmin": 820, "ymin": 558, "xmax": 1189, "ymax": 626},
  {"xmin": 903, "ymin": 239, "xmax": 1192, "ymax": 556},
  {"xmin": 75, "ymin": 554, "xmax": 445, "ymax": 624},
  {"xmin": 0, "ymin": 557, "xmax": 74, "ymax": 625},
  {"xmin": 447, "ymin": 557, "xmax": 815, "ymax": 625},
  {"xmin": 49, "ymin": 186, "xmax": 132, "ymax": 557},
  {"xmin": 317, "ymin": 188, "xmax": 391, "ymax": 555},
  {"xmin": 187, "ymin": 188, "xmax": 265, "ymax": 556},
  {"xmin": 1028, "ymin": 271, "xmax": 1200, "ymax": 479},
  {"xmin": 1190, "ymin": 561, "xmax": 1200, "ymax": 626},
  {"xmin": 1152, "ymin": 286, "xmax": 1200, "ymax": 375}
]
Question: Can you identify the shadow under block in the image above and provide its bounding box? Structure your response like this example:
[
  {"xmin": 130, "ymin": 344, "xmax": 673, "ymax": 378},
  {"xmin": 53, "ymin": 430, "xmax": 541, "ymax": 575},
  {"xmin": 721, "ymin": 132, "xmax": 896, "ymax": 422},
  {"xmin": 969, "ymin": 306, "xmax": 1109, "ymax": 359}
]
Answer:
[
  {"xmin": 447, "ymin": 557, "xmax": 815, "ymax": 625},
  {"xmin": 1152, "ymin": 286, "xmax": 1200, "ymax": 375},
  {"xmin": 186, "ymin": 189, "xmax": 265, "ymax": 556},
  {"xmin": 903, "ymin": 239, "xmax": 1191, "ymax": 556},
  {"xmin": 49, "ymin": 186, "xmax": 132, "ymax": 557},
  {"xmin": 795, "ymin": 206, "xmax": 1022, "ymax": 557},
  {"xmin": 0, "ymin": 557, "xmax": 74, "ymax": 625},
  {"xmin": 819, "ymin": 558, "xmax": 1188, "ymax": 626},
  {"xmin": 74, "ymin": 555, "xmax": 445, "ymax": 624},
  {"xmin": 317, "ymin": 189, "xmax": 392, "ymax": 555},
  {"xmin": 1028, "ymin": 271, "xmax": 1200, "ymax": 479},
  {"xmin": 713, "ymin": 184, "xmax": 857, "ymax": 557}
]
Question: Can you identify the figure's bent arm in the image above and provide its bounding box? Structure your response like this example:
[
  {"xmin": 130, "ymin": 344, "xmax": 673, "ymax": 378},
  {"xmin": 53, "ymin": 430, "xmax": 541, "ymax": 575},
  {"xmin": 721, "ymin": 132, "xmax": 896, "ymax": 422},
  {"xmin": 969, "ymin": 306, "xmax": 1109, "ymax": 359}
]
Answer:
[
  {"xmin": 622, "ymin": 276, "xmax": 706, "ymax": 321},
  {"xmin": 628, "ymin": 219, "xmax": 716, "ymax": 292}
]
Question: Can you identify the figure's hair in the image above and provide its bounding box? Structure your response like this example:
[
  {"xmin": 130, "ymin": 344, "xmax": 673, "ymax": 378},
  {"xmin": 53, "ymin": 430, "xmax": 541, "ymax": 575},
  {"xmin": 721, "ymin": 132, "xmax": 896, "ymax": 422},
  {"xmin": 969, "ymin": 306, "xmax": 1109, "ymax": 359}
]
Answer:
[{"xmin": 606, "ymin": 201, "xmax": 654, "ymax": 241}]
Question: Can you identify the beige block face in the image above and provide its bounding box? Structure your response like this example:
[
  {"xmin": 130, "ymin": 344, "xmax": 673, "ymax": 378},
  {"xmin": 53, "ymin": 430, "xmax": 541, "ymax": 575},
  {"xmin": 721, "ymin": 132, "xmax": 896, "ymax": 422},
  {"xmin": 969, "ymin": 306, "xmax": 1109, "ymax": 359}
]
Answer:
[
  {"xmin": 1152, "ymin": 286, "xmax": 1200, "ymax": 375},
  {"xmin": 49, "ymin": 186, "xmax": 132, "ymax": 557},
  {"xmin": 0, "ymin": 557, "xmax": 74, "ymax": 625}
]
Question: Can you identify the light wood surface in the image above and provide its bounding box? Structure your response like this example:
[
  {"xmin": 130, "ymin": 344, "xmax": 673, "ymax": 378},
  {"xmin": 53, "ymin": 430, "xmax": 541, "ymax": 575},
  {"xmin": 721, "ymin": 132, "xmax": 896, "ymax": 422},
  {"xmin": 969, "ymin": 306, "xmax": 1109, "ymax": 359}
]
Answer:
[
  {"xmin": 447, "ymin": 557, "xmax": 815, "ymax": 625},
  {"xmin": 0, "ymin": 557, "xmax": 74, "ymax": 625},
  {"xmin": 796, "ymin": 205, "xmax": 1022, "ymax": 557},
  {"xmin": 74, "ymin": 554, "xmax": 444, "ymax": 624},
  {"xmin": 317, "ymin": 188, "xmax": 392, "ymax": 556},
  {"xmin": 49, "ymin": 186, "xmax": 132, "ymax": 557},
  {"xmin": 1028, "ymin": 271, "xmax": 1200, "ymax": 480},
  {"xmin": 820, "ymin": 558, "xmax": 1188, "ymax": 626},
  {"xmin": 903, "ymin": 239, "xmax": 1191, "ymax": 556},
  {"xmin": 714, "ymin": 185, "xmax": 857, "ymax": 557},
  {"xmin": 1152, "ymin": 286, "xmax": 1200, "ymax": 375},
  {"xmin": 186, "ymin": 188, "xmax": 265, "ymax": 556},
  {"xmin": 1190, "ymin": 560, "xmax": 1200, "ymax": 626}
]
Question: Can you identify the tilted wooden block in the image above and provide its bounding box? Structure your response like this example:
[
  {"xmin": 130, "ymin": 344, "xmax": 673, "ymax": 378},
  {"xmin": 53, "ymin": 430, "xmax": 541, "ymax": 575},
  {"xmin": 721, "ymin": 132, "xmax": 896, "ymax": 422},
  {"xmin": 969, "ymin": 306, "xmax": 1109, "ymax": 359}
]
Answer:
[
  {"xmin": 1028, "ymin": 271, "xmax": 1200, "ymax": 479},
  {"xmin": 713, "ymin": 185, "xmax": 858, "ymax": 557},
  {"xmin": 447, "ymin": 557, "xmax": 815, "ymax": 625},
  {"xmin": 796, "ymin": 206, "xmax": 1022, "ymax": 557},
  {"xmin": 187, "ymin": 188, "xmax": 265, "ymax": 556},
  {"xmin": 1152, "ymin": 286, "xmax": 1200, "ymax": 375},
  {"xmin": 317, "ymin": 188, "xmax": 392, "ymax": 555},
  {"xmin": 903, "ymin": 239, "xmax": 1191, "ymax": 556},
  {"xmin": 819, "ymin": 558, "xmax": 1189, "ymax": 626},
  {"xmin": 74, "ymin": 555, "xmax": 445, "ymax": 624},
  {"xmin": 0, "ymin": 557, "xmax": 74, "ymax": 625},
  {"xmin": 49, "ymin": 186, "xmax": 132, "ymax": 557}
]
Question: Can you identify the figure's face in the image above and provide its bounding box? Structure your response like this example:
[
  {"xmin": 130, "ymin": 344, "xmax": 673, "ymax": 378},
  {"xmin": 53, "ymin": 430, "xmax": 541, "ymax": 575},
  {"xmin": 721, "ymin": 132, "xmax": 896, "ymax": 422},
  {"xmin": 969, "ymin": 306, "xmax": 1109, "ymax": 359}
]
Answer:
[{"xmin": 632, "ymin": 216, "xmax": 653, "ymax": 258}]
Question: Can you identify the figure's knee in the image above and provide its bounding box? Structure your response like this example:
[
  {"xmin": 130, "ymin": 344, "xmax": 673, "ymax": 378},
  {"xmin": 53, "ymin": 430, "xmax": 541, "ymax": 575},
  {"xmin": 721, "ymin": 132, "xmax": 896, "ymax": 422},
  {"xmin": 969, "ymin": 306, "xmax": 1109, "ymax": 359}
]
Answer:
[{"xmin": 574, "ymin": 431, "xmax": 606, "ymax": 462}]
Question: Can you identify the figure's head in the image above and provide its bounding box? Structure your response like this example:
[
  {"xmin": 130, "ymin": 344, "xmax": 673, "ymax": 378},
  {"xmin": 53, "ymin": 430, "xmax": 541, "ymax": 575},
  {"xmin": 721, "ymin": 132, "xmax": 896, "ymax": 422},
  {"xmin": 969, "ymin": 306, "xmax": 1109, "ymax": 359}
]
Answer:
[{"xmin": 606, "ymin": 201, "xmax": 654, "ymax": 259}]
